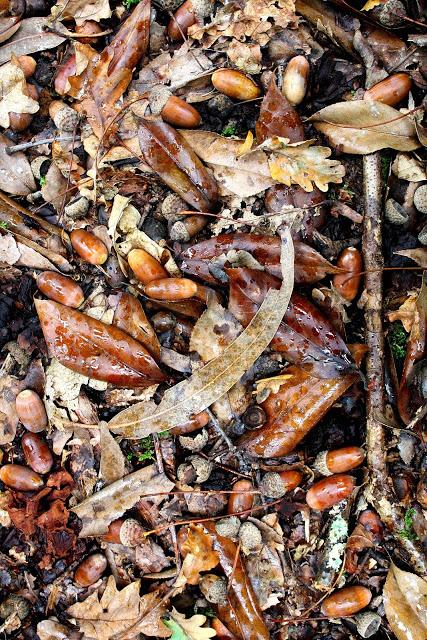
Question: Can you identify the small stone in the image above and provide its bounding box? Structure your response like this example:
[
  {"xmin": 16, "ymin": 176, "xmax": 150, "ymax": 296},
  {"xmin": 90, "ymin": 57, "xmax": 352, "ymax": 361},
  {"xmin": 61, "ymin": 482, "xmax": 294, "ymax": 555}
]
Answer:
[
  {"xmin": 385, "ymin": 198, "xmax": 408, "ymax": 225},
  {"xmin": 215, "ymin": 516, "xmax": 241, "ymax": 539},
  {"xmin": 259, "ymin": 472, "xmax": 286, "ymax": 498},
  {"xmin": 414, "ymin": 184, "xmax": 427, "ymax": 214},
  {"xmin": 64, "ymin": 197, "xmax": 90, "ymax": 219},
  {"xmin": 187, "ymin": 455, "xmax": 212, "ymax": 483},
  {"xmin": 199, "ymin": 574, "xmax": 228, "ymax": 605},
  {"xmin": 239, "ymin": 521, "xmax": 262, "ymax": 554}
]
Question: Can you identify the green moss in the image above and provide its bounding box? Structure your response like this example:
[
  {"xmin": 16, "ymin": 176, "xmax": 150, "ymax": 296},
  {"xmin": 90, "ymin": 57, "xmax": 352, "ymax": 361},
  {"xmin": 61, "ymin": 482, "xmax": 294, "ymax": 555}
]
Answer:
[
  {"xmin": 123, "ymin": 0, "xmax": 140, "ymax": 9},
  {"xmin": 39, "ymin": 175, "xmax": 46, "ymax": 187},
  {"xmin": 398, "ymin": 507, "xmax": 418, "ymax": 541},
  {"xmin": 380, "ymin": 151, "xmax": 392, "ymax": 183},
  {"xmin": 0, "ymin": 220, "xmax": 8, "ymax": 229},
  {"xmin": 221, "ymin": 123, "xmax": 237, "ymax": 137},
  {"xmin": 389, "ymin": 321, "xmax": 408, "ymax": 361},
  {"xmin": 127, "ymin": 436, "xmax": 155, "ymax": 462}
]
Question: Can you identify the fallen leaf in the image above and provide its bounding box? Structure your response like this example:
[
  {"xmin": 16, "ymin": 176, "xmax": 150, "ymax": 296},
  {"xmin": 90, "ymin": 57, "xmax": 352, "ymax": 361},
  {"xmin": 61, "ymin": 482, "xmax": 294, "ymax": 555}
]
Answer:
[
  {"xmin": 109, "ymin": 228, "xmax": 294, "ymax": 438},
  {"xmin": 36, "ymin": 619, "xmax": 70, "ymax": 640},
  {"xmin": 190, "ymin": 300, "xmax": 242, "ymax": 363},
  {"xmin": 0, "ymin": 17, "xmax": 21, "ymax": 45},
  {"xmin": 113, "ymin": 292, "xmax": 161, "ymax": 361},
  {"xmin": 72, "ymin": 464, "xmax": 174, "ymax": 536},
  {"xmin": 227, "ymin": 40, "xmax": 262, "ymax": 74},
  {"xmin": 256, "ymin": 79, "xmax": 304, "ymax": 143},
  {"xmin": 175, "ymin": 524, "xmax": 219, "ymax": 588},
  {"xmin": 0, "ymin": 18, "xmax": 65, "ymax": 64},
  {"xmin": 15, "ymin": 242, "xmax": 59, "ymax": 271},
  {"xmin": 41, "ymin": 162, "xmax": 70, "ymax": 211},
  {"xmin": 361, "ymin": 0, "xmax": 387, "ymax": 9},
  {"xmin": 67, "ymin": 576, "xmax": 170, "ymax": 639},
  {"xmin": 0, "ymin": 133, "xmax": 36, "ymax": 195},
  {"xmin": 99, "ymin": 423, "xmax": 126, "ymax": 485},
  {"xmin": 0, "ymin": 375, "xmax": 21, "ymax": 445},
  {"xmin": 52, "ymin": 0, "xmax": 111, "ymax": 24},
  {"xmin": 383, "ymin": 563, "xmax": 427, "ymax": 640},
  {"xmin": 387, "ymin": 293, "xmax": 418, "ymax": 333},
  {"xmin": 0, "ymin": 234, "xmax": 20, "ymax": 264},
  {"xmin": 35, "ymin": 299, "xmax": 166, "ymax": 387},
  {"xmin": 395, "ymin": 248, "xmax": 427, "ymax": 268},
  {"xmin": 308, "ymin": 100, "xmax": 420, "ymax": 154},
  {"xmin": 164, "ymin": 608, "xmax": 216, "ymax": 640},
  {"xmin": 392, "ymin": 153, "xmax": 427, "ymax": 181},
  {"xmin": 255, "ymin": 374, "xmax": 293, "ymax": 397}
]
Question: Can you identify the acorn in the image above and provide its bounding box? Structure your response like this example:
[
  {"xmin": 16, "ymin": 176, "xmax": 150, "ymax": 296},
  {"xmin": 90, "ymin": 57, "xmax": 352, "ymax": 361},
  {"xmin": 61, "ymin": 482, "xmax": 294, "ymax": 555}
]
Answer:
[
  {"xmin": 321, "ymin": 585, "xmax": 372, "ymax": 617},
  {"xmin": 143, "ymin": 277, "xmax": 198, "ymax": 301},
  {"xmin": 74, "ymin": 20, "xmax": 103, "ymax": 44},
  {"xmin": 169, "ymin": 215, "xmax": 208, "ymax": 241},
  {"xmin": 385, "ymin": 198, "xmax": 409, "ymax": 225},
  {"xmin": 167, "ymin": 0, "xmax": 212, "ymax": 41},
  {"xmin": 49, "ymin": 100, "xmax": 79, "ymax": 132},
  {"xmin": 21, "ymin": 433, "xmax": 53, "ymax": 474},
  {"xmin": 119, "ymin": 518, "xmax": 146, "ymax": 546},
  {"xmin": 414, "ymin": 184, "xmax": 427, "ymax": 215},
  {"xmin": 211, "ymin": 69, "xmax": 261, "ymax": 101},
  {"xmin": 259, "ymin": 470, "xmax": 303, "ymax": 498},
  {"xmin": 17, "ymin": 55, "xmax": 36, "ymax": 79},
  {"xmin": 306, "ymin": 474, "xmax": 356, "ymax": 510},
  {"xmin": 227, "ymin": 479, "xmax": 255, "ymax": 516},
  {"xmin": 313, "ymin": 447, "xmax": 365, "ymax": 476},
  {"xmin": 70, "ymin": 229, "xmax": 108, "ymax": 265},
  {"xmin": 161, "ymin": 96, "xmax": 201, "ymax": 128},
  {"xmin": 64, "ymin": 196, "xmax": 90, "ymax": 220},
  {"xmin": 170, "ymin": 410, "xmax": 210, "ymax": 435},
  {"xmin": 9, "ymin": 84, "xmax": 38, "ymax": 132},
  {"xmin": 364, "ymin": 73, "xmax": 412, "ymax": 107},
  {"xmin": 15, "ymin": 389, "xmax": 47, "ymax": 432},
  {"xmin": 36, "ymin": 271, "xmax": 84, "ymax": 308},
  {"xmin": 199, "ymin": 574, "xmax": 228, "ymax": 605},
  {"xmin": 0, "ymin": 464, "xmax": 43, "ymax": 491},
  {"xmin": 74, "ymin": 554, "xmax": 107, "ymax": 587},
  {"xmin": 161, "ymin": 193, "xmax": 187, "ymax": 222},
  {"xmin": 128, "ymin": 248, "xmax": 168, "ymax": 284},
  {"xmin": 282, "ymin": 55, "xmax": 309, "ymax": 106},
  {"xmin": 333, "ymin": 247, "xmax": 362, "ymax": 302}
]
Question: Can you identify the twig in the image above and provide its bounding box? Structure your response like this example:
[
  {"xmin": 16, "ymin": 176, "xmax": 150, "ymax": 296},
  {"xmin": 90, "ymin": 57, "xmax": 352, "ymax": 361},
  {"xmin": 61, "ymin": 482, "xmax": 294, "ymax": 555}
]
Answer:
[
  {"xmin": 5, "ymin": 135, "xmax": 80, "ymax": 154},
  {"xmin": 206, "ymin": 408, "xmax": 247, "ymax": 470},
  {"xmin": 362, "ymin": 153, "xmax": 427, "ymax": 575}
]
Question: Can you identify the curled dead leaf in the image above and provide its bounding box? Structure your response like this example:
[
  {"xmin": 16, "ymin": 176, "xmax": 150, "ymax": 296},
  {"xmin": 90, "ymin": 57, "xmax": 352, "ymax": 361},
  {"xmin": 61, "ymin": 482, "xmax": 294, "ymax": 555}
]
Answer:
[{"xmin": 383, "ymin": 563, "xmax": 427, "ymax": 640}]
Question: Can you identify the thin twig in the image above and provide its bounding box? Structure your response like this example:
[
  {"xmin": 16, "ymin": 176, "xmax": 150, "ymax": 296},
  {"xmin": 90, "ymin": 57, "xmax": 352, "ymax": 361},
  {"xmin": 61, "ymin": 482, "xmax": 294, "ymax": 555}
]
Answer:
[{"xmin": 5, "ymin": 135, "xmax": 80, "ymax": 154}]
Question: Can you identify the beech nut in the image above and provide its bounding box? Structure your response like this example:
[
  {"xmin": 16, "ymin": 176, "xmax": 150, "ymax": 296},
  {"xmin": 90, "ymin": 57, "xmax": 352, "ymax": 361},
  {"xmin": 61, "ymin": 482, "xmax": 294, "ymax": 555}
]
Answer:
[
  {"xmin": 127, "ymin": 248, "xmax": 168, "ymax": 284},
  {"xmin": 161, "ymin": 96, "xmax": 201, "ymax": 128},
  {"xmin": 22, "ymin": 433, "xmax": 53, "ymax": 474},
  {"xmin": 143, "ymin": 277, "xmax": 198, "ymax": 301},
  {"xmin": 37, "ymin": 271, "xmax": 84, "ymax": 308},
  {"xmin": 320, "ymin": 585, "xmax": 372, "ymax": 617},
  {"xmin": 15, "ymin": 389, "xmax": 48, "ymax": 432},
  {"xmin": 70, "ymin": 229, "xmax": 108, "ymax": 265},
  {"xmin": 364, "ymin": 73, "xmax": 412, "ymax": 107},
  {"xmin": 211, "ymin": 69, "xmax": 261, "ymax": 102},
  {"xmin": 0, "ymin": 464, "xmax": 43, "ymax": 491},
  {"xmin": 282, "ymin": 55, "xmax": 309, "ymax": 106},
  {"xmin": 314, "ymin": 446, "xmax": 365, "ymax": 476},
  {"xmin": 74, "ymin": 553, "xmax": 107, "ymax": 587},
  {"xmin": 227, "ymin": 479, "xmax": 255, "ymax": 516},
  {"xmin": 333, "ymin": 247, "xmax": 362, "ymax": 302},
  {"xmin": 306, "ymin": 474, "xmax": 355, "ymax": 510}
]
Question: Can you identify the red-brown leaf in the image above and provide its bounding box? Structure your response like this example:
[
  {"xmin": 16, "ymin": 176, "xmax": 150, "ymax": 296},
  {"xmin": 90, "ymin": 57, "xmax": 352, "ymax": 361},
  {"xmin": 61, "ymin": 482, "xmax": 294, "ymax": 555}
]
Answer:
[
  {"xmin": 35, "ymin": 299, "xmax": 166, "ymax": 387},
  {"xmin": 112, "ymin": 292, "xmax": 161, "ymax": 360},
  {"xmin": 256, "ymin": 78, "xmax": 305, "ymax": 143}
]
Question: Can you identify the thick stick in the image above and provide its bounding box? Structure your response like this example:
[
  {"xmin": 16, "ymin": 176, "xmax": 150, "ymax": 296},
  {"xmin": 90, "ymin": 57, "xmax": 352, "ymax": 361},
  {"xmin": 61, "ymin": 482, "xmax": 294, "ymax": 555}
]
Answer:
[{"xmin": 363, "ymin": 153, "xmax": 427, "ymax": 575}]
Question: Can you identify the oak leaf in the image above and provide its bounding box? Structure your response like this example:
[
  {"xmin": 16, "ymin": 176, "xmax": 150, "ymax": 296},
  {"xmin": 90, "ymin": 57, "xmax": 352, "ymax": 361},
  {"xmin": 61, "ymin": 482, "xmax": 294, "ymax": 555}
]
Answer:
[
  {"xmin": 99, "ymin": 422, "xmax": 125, "ymax": 485},
  {"xmin": 52, "ymin": 0, "xmax": 111, "ymax": 25},
  {"xmin": 175, "ymin": 524, "xmax": 219, "ymax": 588},
  {"xmin": 0, "ymin": 56, "xmax": 38, "ymax": 128},
  {"xmin": 67, "ymin": 575, "xmax": 170, "ymax": 639},
  {"xmin": 387, "ymin": 293, "xmax": 418, "ymax": 333},
  {"xmin": 164, "ymin": 608, "xmax": 216, "ymax": 640},
  {"xmin": 383, "ymin": 563, "xmax": 427, "ymax": 640}
]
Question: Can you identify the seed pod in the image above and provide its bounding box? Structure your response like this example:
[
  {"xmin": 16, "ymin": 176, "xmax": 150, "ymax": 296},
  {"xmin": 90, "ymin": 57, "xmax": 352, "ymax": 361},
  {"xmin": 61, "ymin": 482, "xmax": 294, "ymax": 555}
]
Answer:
[
  {"xmin": 333, "ymin": 247, "xmax": 362, "ymax": 302},
  {"xmin": 16, "ymin": 389, "xmax": 47, "ymax": 432},
  {"xmin": 21, "ymin": 433, "xmax": 53, "ymax": 474},
  {"xmin": 282, "ymin": 55, "xmax": 309, "ymax": 106},
  {"xmin": 211, "ymin": 69, "xmax": 261, "ymax": 101},
  {"xmin": 119, "ymin": 518, "xmax": 145, "ymax": 546},
  {"xmin": 171, "ymin": 410, "xmax": 210, "ymax": 435},
  {"xmin": 74, "ymin": 553, "xmax": 107, "ymax": 587},
  {"xmin": 167, "ymin": 0, "xmax": 212, "ymax": 40},
  {"xmin": 128, "ymin": 248, "xmax": 168, "ymax": 284},
  {"xmin": 199, "ymin": 574, "xmax": 228, "ymax": 604},
  {"xmin": 49, "ymin": 100, "xmax": 79, "ymax": 132},
  {"xmin": 260, "ymin": 470, "xmax": 302, "ymax": 498},
  {"xmin": 169, "ymin": 214, "xmax": 208, "ymax": 242},
  {"xmin": 0, "ymin": 464, "xmax": 43, "ymax": 491},
  {"xmin": 314, "ymin": 446, "xmax": 365, "ymax": 476},
  {"xmin": 70, "ymin": 229, "xmax": 108, "ymax": 265},
  {"xmin": 101, "ymin": 518, "xmax": 124, "ymax": 543},
  {"xmin": 364, "ymin": 73, "xmax": 412, "ymax": 107},
  {"xmin": 320, "ymin": 585, "xmax": 372, "ymax": 617},
  {"xmin": 228, "ymin": 479, "xmax": 255, "ymax": 516},
  {"xmin": 306, "ymin": 474, "xmax": 355, "ymax": 510},
  {"xmin": 54, "ymin": 55, "xmax": 76, "ymax": 95},
  {"xmin": 143, "ymin": 277, "xmax": 198, "ymax": 301},
  {"xmin": 161, "ymin": 96, "xmax": 201, "ymax": 128},
  {"xmin": 37, "ymin": 271, "xmax": 84, "ymax": 308},
  {"xmin": 17, "ymin": 55, "xmax": 36, "ymax": 79},
  {"xmin": 75, "ymin": 20, "xmax": 103, "ymax": 44}
]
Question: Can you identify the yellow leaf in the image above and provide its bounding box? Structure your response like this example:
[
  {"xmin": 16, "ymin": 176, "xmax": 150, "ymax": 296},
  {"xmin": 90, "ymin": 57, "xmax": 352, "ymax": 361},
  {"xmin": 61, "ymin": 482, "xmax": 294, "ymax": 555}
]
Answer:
[
  {"xmin": 361, "ymin": 0, "xmax": 386, "ymax": 10},
  {"xmin": 175, "ymin": 524, "xmax": 219, "ymax": 587},
  {"xmin": 237, "ymin": 131, "xmax": 254, "ymax": 156}
]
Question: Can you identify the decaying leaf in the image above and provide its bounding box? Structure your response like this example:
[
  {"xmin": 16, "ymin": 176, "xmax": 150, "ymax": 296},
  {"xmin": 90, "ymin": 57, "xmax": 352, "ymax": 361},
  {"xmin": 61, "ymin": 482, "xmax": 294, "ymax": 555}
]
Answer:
[
  {"xmin": 0, "ymin": 375, "xmax": 21, "ymax": 445},
  {"xmin": 113, "ymin": 292, "xmax": 161, "ymax": 361},
  {"xmin": 72, "ymin": 464, "xmax": 174, "ymax": 536},
  {"xmin": 99, "ymin": 423, "xmax": 126, "ymax": 485},
  {"xmin": 392, "ymin": 153, "xmax": 427, "ymax": 181},
  {"xmin": 361, "ymin": 0, "xmax": 386, "ymax": 9},
  {"xmin": 0, "ymin": 234, "xmax": 20, "ymax": 264},
  {"xmin": 189, "ymin": 300, "xmax": 242, "ymax": 363},
  {"xmin": 164, "ymin": 608, "xmax": 216, "ymax": 640},
  {"xmin": 383, "ymin": 563, "xmax": 427, "ymax": 640},
  {"xmin": 308, "ymin": 101, "xmax": 420, "ymax": 154},
  {"xmin": 68, "ymin": 576, "xmax": 170, "ymax": 639},
  {"xmin": 0, "ymin": 56, "xmax": 38, "ymax": 128},
  {"xmin": 52, "ymin": 0, "xmax": 111, "ymax": 24},
  {"xmin": 227, "ymin": 40, "xmax": 262, "ymax": 74},
  {"xmin": 387, "ymin": 293, "xmax": 418, "ymax": 333},
  {"xmin": 395, "ymin": 247, "xmax": 427, "ymax": 268},
  {"xmin": 0, "ymin": 133, "xmax": 36, "ymax": 195},
  {"xmin": 175, "ymin": 524, "xmax": 219, "ymax": 588},
  {"xmin": 0, "ymin": 17, "xmax": 65, "ymax": 64},
  {"xmin": 109, "ymin": 228, "xmax": 294, "ymax": 438}
]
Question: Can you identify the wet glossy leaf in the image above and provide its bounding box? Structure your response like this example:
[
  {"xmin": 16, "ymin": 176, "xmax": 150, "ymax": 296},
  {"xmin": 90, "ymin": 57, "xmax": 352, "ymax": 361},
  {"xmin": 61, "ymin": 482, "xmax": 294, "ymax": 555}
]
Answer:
[
  {"xmin": 256, "ymin": 78, "xmax": 305, "ymax": 143},
  {"xmin": 35, "ymin": 299, "xmax": 166, "ymax": 388},
  {"xmin": 109, "ymin": 229, "xmax": 294, "ymax": 438},
  {"xmin": 179, "ymin": 232, "xmax": 339, "ymax": 285},
  {"xmin": 175, "ymin": 524, "xmax": 219, "ymax": 588},
  {"xmin": 308, "ymin": 101, "xmax": 420, "ymax": 154},
  {"xmin": 113, "ymin": 292, "xmax": 161, "ymax": 361},
  {"xmin": 139, "ymin": 119, "xmax": 218, "ymax": 211},
  {"xmin": 228, "ymin": 267, "xmax": 354, "ymax": 378},
  {"xmin": 383, "ymin": 563, "xmax": 427, "ymax": 640}
]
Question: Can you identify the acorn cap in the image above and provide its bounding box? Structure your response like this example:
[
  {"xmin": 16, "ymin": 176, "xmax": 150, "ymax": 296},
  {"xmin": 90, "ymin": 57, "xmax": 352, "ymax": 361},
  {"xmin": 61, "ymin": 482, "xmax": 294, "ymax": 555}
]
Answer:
[
  {"xmin": 418, "ymin": 224, "xmax": 427, "ymax": 246},
  {"xmin": 155, "ymin": 0, "xmax": 183, "ymax": 9},
  {"xmin": 119, "ymin": 518, "xmax": 145, "ymax": 547},
  {"xmin": 375, "ymin": 0, "xmax": 406, "ymax": 27},
  {"xmin": 215, "ymin": 516, "xmax": 241, "ymax": 539},
  {"xmin": 187, "ymin": 455, "xmax": 212, "ymax": 483},
  {"xmin": 313, "ymin": 450, "xmax": 333, "ymax": 476},
  {"xmin": 179, "ymin": 428, "xmax": 209, "ymax": 452},
  {"xmin": 199, "ymin": 574, "xmax": 228, "ymax": 604},
  {"xmin": 238, "ymin": 521, "xmax": 262, "ymax": 554},
  {"xmin": 149, "ymin": 85, "xmax": 172, "ymax": 116},
  {"xmin": 191, "ymin": 0, "xmax": 213, "ymax": 19},
  {"xmin": 169, "ymin": 219, "xmax": 191, "ymax": 242},
  {"xmin": 64, "ymin": 197, "xmax": 90, "ymax": 220},
  {"xmin": 414, "ymin": 184, "xmax": 427, "ymax": 214},
  {"xmin": 50, "ymin": 102, "xmax": 79, "ymax": 132},
  {"xmin": 30, "ymin": 156, "xmax": 50, "ymax": 180},
  {"xmin": 385, "ymin": 198, "xmax": 408, "ymax": 225},
  {"xmin": 259, "ymin": 472, "xmax": 287, "ymax": 498},
  {"xmin": 161, "ymin": 193, "xmax": 187, "ymax": 221}
]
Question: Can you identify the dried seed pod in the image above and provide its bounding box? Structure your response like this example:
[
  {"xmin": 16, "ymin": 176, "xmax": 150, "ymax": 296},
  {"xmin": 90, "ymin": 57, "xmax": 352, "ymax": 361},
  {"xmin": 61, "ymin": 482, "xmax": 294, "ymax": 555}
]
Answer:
[
  {"xmin": 215, "ymin": 516, "xmax": 241, "ymax": 539},
  {"xmin": 49, "ymin": 100, "xmax": 79, "ymax": 132},
  {"xmin": 30, "ymin": 156, "xmax": 50, "ymax": 180},
  {"xmin": 364, "ymin": 73, "xmax": 412, "ymax": 107},
  {"xmin": 355, "ymin": 611, "xmax": 381, "ymax": 638},
  {"xmin": 313, "ymin": 446, "xmax": 365, "ymax": 476},
  {"xmin": 199, "ymin": 574, "xmax": 228, "ymax": 604},
  {"xmin": 385, "ymin": 198, "xmax": 409, "ymax": 225},
  {"xmin": 16, "ymin": 389, "xmax": 47, "ymax": 432},
  {"xmin": 54, "ymin": 55, "xmax": 76, "ymax": 95},
  {"xmin": 320, "ymin": 585, "xmax": 372, "ymax": 617},
  {"xmin": 37, "ymin": 271, "xmax": 84, "ymax": 308},
  {"xmin": 21, "ymin": 433, "xmax": 53, "ymax": 474},
  {"xmin": 119, "ymin": 518, "xmax": 146, "ymax": 546},
  {"xmin": 0, "ymin": 464, "xmax": 43, "ymax": 491},
  {"xmin": 306, "ymin": 474, "xmax": 355, "ymax": 510},
  {"xmin": 64, "ymin": 196, "xmax": 90, "ymax": 220},
  {"xmin": 128, "ymin": 248, "xmax": 168, "ymax": 284},
  {"xmin": 238, "ymin": 521, "xmax": 262, "ymax": 554},
  {"xmin": 169, "ymin": 214, "xmax": 208, "ymax": 242},
  {"xmin": 74, "ymin": 20, "xmax": 103, "ymax": 44},
  {"xmin": 143, "ymin": 277, "xmax": 198, "ymax": 301},
  {"xmin": 242, "ymin": 405, "xmax": 266, "ymax": 430},
  {"xmin": 70, "ymin": 229, "xmax": 108, "ymax": 265},
  {"xmin": 414, "ymin": 184, "xmax": 427, "ymax": 215},
  {"xmin": 167, "ymin": 0, "xmax": 212, "ymax": 41},
  {"xmin": 0, "ymin": 595, "xmax": 30, "ymax": 621},
  {"xmin": 161, "ymin": 96, "xmax": 201, "ymax": 128},
  {"xmin": 171, "ymin": 411, "xmax": 210, "ymax": 435},
  {"xmin": 17, "ymin": 55, "xmax": 36, "ymax": 79},
  {"xmin": 100, "ymin": 518, "xmax": 124, "ymax": 543},
  {"xmin": 282, "ymin": 55, "xmax": 309, "ymax": 106},
  {"xmin": 333, "ymin": 247, "xmax": 362, "ymax": 302},
  {"xmin": 227, "ymin": 479, "xmax": 255, "ymax": 516},
  {"xmin": 211, "ymin": 69, "xmax": 261, "ymax": 101},
  {"xmin": 74, "ymin": 553, "xmax": 107, "ymax": 587}
]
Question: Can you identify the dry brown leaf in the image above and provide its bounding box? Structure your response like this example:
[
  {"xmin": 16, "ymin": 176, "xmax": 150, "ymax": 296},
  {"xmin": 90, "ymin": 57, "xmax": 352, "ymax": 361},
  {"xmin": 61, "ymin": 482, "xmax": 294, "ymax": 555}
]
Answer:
[
  {"xmin": 308, "ymin": 100, "xmax": 420, "ymax": 154},
  {"xmin": 67, "ymin": 576, "xmax": 170, "ymax": 639},
  {"xmin": 164, "ymin": 608, "xmax": 216, "ymax": 639},
  {"xmin": 52, "ymin": 0, "xmax": 111, "ymax": 24},
  {"xmin": 383, "ymin": 563, "xmax": 427, "ymax": 640},
  {"xmin": 72, "ymin": 464, "xmax": 174, "ymax": 536},
  {"xmin": 227, "ymin": 41, "xmax": 262, "ymax": 74},
  {"xmin": 0, "ymin": 18, "xmax": 65, "ymax": 64},
  {"xmin": 387, "ymin": 293, "xmax": 418, "ymax": 333},
  {"xmin": 0, "ymin": 375, "xmax": 20, "ymax": 445},
  {"xmin": 175, "ymin": 524, "xmax": 219, "ymax": 588},
  {"xmin": 109, "ymin": 228, "xmax": 294, "ymax": 438},
  {"xmin": 0, "ymin": 133, "xmax": 35, "ymax": 195},
  {"xmin": 395, "ymin": 248, "xmax": 427, "ymax": 268},
  {"xmin": 99, "ymin": 422, "xmax": 126, "ymax": 485},
  {"xmin": 190, "ymin": 300, "xmax": 242, "ymax": 363},
  {"xmin": 0, "ymin": 234, "xmax": 20, "ymax": 264}
]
